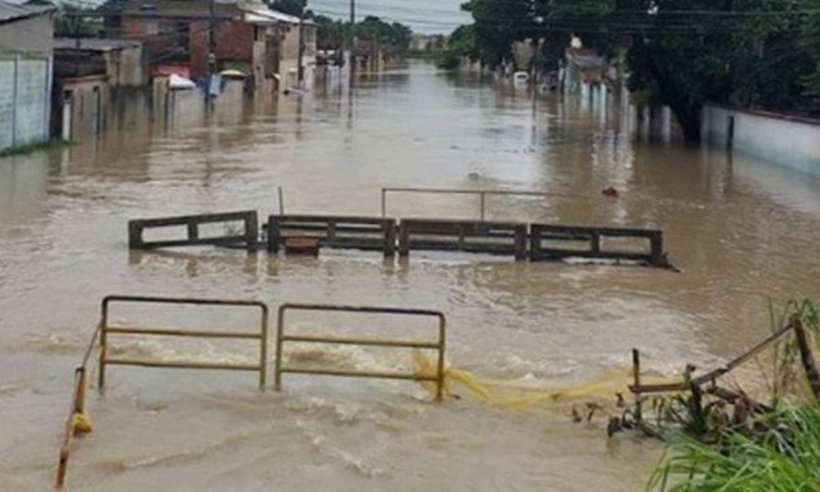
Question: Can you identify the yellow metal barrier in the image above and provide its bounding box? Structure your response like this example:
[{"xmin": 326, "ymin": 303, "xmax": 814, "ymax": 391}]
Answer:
[
  {"xmin": 274, "ymin": 303, "xmax": 447, "ymax": 401},
  {"xmin": 56, "ymin": 320, "xmax": 101, "ymax": 488},
  {"xmin": 98, "ymin": 295, "xmax": 270, "ymax": 391}
]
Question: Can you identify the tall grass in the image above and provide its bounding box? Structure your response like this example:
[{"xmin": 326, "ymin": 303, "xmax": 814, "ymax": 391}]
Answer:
[
  {"xmin": 648, "ymin": 299, "xmax": 820, "ymax": 491},
  {"xmin": 649, "ymin": 407, "xmax": 820, "ymax": 491}
]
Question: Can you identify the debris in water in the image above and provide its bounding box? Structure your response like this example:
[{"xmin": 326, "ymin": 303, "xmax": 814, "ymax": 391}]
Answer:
[{"xmin": 602, "ymin": 187, "xmax": 619, "ymax": 198}]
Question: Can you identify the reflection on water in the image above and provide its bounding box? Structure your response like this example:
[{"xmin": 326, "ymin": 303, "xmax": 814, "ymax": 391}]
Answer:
[{"xmin": 1, "ymin": 61, "xmax": 820, "ymax": 491}]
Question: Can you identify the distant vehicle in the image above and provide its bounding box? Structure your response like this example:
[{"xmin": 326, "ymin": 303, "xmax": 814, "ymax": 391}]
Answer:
[{"xmin": 513, "ymin": 71, "xmax": 530, "ymax": 87}]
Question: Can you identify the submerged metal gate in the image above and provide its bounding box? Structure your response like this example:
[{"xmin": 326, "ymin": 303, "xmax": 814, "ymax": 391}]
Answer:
[
  {"xmin": 274, "ymin": 303, "xmax": 447, "ymax": 400},
  {"xmin": 98, "ymin": 295, "xmax": 270, "ymax": 391}
]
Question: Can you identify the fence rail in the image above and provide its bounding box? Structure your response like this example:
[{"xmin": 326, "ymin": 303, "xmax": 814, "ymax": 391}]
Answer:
[
  {"xmin": 267, "ymin": 214, "xmax": 397, "ymax": 256},
  {"xmin": 274, "ymin": 303, "xmax": 447, "ymax": 400},
  {"xmin": 98, "ymin": 295, "xmax": 269, "ymax": 391},
  {"xmin": 398, "ymin": 218, "xmax": 529, "ymax": 260},
  {"xmin": 381, "ymin": 187, "xmax": 577, "ymax": 221},
  {"xmin": 128, "ymin": 211, "xmax": 259, "ymax": 251},
  {"xmin": 529, "ymin": 224, "xmax": 664, "ymax": 266}
]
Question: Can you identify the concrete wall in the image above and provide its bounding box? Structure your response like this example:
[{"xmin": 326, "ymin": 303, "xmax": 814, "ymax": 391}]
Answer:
[
  {"xmin": 57, "ymin": 75, "xmax": 109, "ymax": 141},
  {"xmin": 0, "ymin": 55, "xmax": 52, "ymax": 151},
  {"xmin": 703, "ymin": 105, "xmax": 820, "ymax": 177},
  {"xmin": 105, "ymin": 45, "xmax": 145, "ymax": 87}
]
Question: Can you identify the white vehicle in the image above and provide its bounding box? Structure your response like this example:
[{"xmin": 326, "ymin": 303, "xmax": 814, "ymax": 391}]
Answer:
[{"xmin": 513, "ymin": 71, "xmax": 530, "ymax": 86}]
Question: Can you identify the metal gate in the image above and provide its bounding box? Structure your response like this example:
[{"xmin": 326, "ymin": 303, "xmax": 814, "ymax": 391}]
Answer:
[
  {"xmin": 98, "ymin": 295, "xmax": 270, "ymax": 391},
  {"xmin": 274, "ymin": 303, "xmax": 447, "ymax": 400}
]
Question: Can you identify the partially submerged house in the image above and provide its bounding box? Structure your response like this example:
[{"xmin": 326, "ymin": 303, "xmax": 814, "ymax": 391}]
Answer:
[
  {"xmin": 0, "ymin": 0, "xmax": 56, "ymax": 152},
  {"xmin": 114, "ymin": 0, "xmax": 315, "ymax": 92},
  {"xmin": 52, "ymin": 38, "xmax": 147, "ymax": 140}
]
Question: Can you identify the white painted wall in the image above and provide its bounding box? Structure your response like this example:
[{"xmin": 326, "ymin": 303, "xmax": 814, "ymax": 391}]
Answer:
[
  {"xmin": 703, "ymin": 105, "xmax": 820, "ymax": 176},
  {"xmin": 0, "ymin": 55, "xmax": 52, "ymax": 151}
]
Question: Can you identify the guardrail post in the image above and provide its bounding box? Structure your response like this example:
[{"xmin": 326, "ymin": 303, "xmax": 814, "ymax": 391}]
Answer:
[
  {"xmin": 267, "ymin": 216, "xmax": 281, "ymax": 253},
  {"xmin": 398, "ymin": 221, "xmax": 410, "ymax": 256},
  {"xmin": 436, "ymin": 314, "xmax": 446, "ymax": 402},
  {"xmin": 246, "ymin": 213, "xmax": 259, "ymax": 252},
  {"xmin": 74, "ymin": 367, "xmax": 87, "ymax": 414},
  {"xmin": 260, "ymin": 305, "xmax": 269, "ymax": 390},
  {"xmin": 529, "ymin": 225, "xmax": 541, "ymax": 260},
  {"xmin": 633, "ymin": 348, "xmax": 642, "ymax": 423},
  {"xmin": 384, "ymin": 220, "xmax": 397, "ymax": 257},
  {"xmin": 278, "ymin": 187, "xmax": 285, "ymax": 215},
  {"xmin": 187, "ymin": 221, "xmax": 198, "ymax": 241},
  {"xmin": 591, "ymin": 232, "xmax": 600, "ymax": 255},
  {"xmin": 479, "ymin": 192, "xmax": 486, "ymax": 221},
  {"xmin": 514, "ymin": 225, "xmax": 528, "ymax": 261},
  {"xmin": 98, "ymin": 326, "xmax": 107, "ymax": 392},
  {"xmin": 128, "ymin": 221, "xmax": 144, "ymax": 249},
  {"xmin": 649, "ymin": 231, "xmax": 663, "ymax": 265},
  {"xmin": 274, "ymin": 305, "xmax": 285, "ymax": 391}
]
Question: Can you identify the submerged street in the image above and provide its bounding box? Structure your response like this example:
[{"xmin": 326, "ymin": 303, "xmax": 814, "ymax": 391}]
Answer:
[{"xmin": 2, "ymin": 61, "xmax": 820, "ymax": 490}]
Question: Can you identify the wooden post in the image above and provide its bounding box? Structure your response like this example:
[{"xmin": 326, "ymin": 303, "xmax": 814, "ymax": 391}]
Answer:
[
  {"xmin": 793, "ymin": 317, "xmax": 820, "ymax": 402},
  {"xmin": 632, "ymin": 348, "xmax": 642, "ymax": 423}
]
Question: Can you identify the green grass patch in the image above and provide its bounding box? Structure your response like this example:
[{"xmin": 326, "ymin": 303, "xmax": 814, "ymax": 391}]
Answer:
[
  {"xmin": 0, "ymin": 139, "xmax": 73, "ymax": 158},
  {"xmin": 649, "ymin": 406, "xmax": 820, "ymax": 491}
]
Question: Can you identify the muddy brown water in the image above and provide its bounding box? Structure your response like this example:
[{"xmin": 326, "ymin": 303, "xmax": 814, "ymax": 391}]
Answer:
[{"xmin": 2, "ymin": 61, "xmax": 820, "ymax": 491}]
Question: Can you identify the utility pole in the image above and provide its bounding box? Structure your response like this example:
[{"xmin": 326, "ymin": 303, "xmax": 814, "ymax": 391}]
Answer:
[
  {"xmin": 348, "ymin": 0, "xmax": 355, "ymax": 87},
  {"xmin": 297, "ymin": 10, "xmax": 304, "ymax": 86},
  {"xmin": 208, "ymin": 0, "xmax": 216, "ymax": 76}
]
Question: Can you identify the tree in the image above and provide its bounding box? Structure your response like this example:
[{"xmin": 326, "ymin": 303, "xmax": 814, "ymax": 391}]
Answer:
[
  {"xmin": 267, "ymin": 0, "xmax": 306, "ymax": 16},
  {"xmin": 458, "ymin": 0, "xmax": 820, "ymax": 141}
]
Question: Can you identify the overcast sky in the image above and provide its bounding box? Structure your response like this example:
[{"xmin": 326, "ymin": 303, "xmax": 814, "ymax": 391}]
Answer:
[{"xmin": 309, "ymin": 0, "xmax": 470, "ymax": 34}]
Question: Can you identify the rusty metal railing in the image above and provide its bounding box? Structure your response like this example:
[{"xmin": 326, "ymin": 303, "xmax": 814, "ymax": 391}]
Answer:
[
  {"xmin": 274, "ymin": 303, "xmax": 447, "ymax": 401},
  {"xmin": 98, "ymin": 295, "xmax": 270, "ymax": 391},
  {"xmin": 56, "ymin": 320, "xmax": 102, "ymax": 488},
  {"xmin": 381, "ymin": 187, "xmax": 579, "ymax": 221}
]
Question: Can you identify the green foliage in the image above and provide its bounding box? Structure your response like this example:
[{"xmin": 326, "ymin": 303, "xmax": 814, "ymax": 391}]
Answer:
[
  {"xmin": 649, "ymin": 407, "xmax": 820, "ymax": 492},
  {"xmin": 267, "ymin": 0, "xmax": 306, "ymax": 17},
  {"xmin": 355, "ymin": 16, "xmax": 412, "ymax": 53},
  {"xmin": 0, "ymin": 139, "xmax": 72, "ymax": 158},
  {"xmin": 435, "ymin": 24, "xmax": 479, "ymax": 69},
  {"xmin": 55, "ymin": 4, "xmax": 101, "ymax": 38},
  {"xmin": 456, "ymin": 0, "xmax": 820, "ymax": 140},
  {"xmin": 315, "ymin": 15, "xmax": 413, "ymax": 54},
  {"xmin": 314, "ymin": 15, "xmax": 346, "ymax": 51},
  {"xmin": 649, "ymin": 299, "xmax": 820, "ymax": 491}
]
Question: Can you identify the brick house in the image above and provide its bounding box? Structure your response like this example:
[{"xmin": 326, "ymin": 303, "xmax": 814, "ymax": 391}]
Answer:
[{"xmin": 113, "ymin": 0, "xmax": 314, "ymax": 92}]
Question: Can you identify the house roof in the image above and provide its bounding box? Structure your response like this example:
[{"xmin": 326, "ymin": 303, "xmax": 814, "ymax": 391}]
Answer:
[
  {"xmin": 0, "ymin": 0, "xmax": 54, "ymax": 24},
  {"xmin": 121, "ymin": 0, "xmax": 306, "ymax": 25},
  {"xmin": 122, "ymin": 0, "xmax": 241, "ymax": 19},
  {"xmin": 55, "ymin": 38, "xmax": 141, "ymax": 51}
]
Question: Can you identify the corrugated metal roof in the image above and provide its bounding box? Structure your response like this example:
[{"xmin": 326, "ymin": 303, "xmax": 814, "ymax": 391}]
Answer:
[{"xmin": 0, "ymin": 0, "xmax": 54, "ymax": 23}]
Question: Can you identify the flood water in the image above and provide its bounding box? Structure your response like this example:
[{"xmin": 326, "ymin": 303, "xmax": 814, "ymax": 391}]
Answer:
[{"xmin": 2, "ymin": 61, "xmax": 820, "ymax": 491}]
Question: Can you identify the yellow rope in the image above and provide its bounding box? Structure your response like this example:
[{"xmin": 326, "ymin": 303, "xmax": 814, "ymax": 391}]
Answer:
[{"xmin": 412, "ymin": 351, "xmax": 682, "ymax": 411}]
